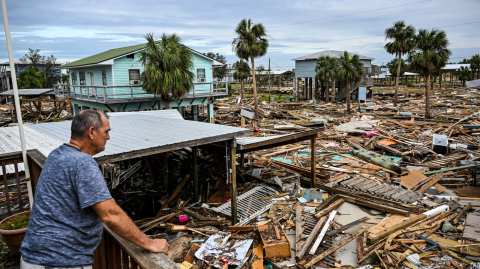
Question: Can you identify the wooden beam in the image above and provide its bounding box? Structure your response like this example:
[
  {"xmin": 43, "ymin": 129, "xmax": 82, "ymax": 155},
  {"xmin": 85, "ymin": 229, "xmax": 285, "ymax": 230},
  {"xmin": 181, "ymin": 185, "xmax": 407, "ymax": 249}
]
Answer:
[
  {"xmin": 193, "ymin": 146, "xmax": 198, "ymax": 202},
  {"xmin": 303, "ymin": 227, "xmax": 368, "ymax": 268},
  {"xmin": 229, "ymin": 139, "xmax": 238, "ymax": 224},
  {"xmin": 311, "ymin": 136, "xmax": 317, "ymax": 188},
  {"xmin": 296, "ymin": 216, "xmax": 327, "ymax": 260},
  {"xmin": 368, "ymin": 214, "xmax": 427, "ymax": 244}
]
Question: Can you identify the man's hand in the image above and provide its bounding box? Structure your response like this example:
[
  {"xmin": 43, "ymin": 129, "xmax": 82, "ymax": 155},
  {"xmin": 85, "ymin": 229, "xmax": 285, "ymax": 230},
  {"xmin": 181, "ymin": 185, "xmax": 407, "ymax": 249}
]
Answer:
[{"xmin": 145, "ymin": 239, "xmax": 169, "ymax": 254}]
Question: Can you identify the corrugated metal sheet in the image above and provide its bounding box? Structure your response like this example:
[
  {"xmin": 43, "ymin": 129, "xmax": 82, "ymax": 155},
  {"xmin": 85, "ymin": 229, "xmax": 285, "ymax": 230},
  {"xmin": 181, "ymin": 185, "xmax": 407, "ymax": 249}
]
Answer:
[
  {"xmin": 236, "ymin": 134, "xmax": 286, "ymax": 146},
  {"xmin": 0, "ymin": 89, "xmax": 54, "ymax": 96},
  {"xmin": 0, "ymin": 126, "xmax": 62, "ymax": 175},
  {"xmin": 29, "ymin": 113, "xmax": 250, "ymax": 160},
  {"xmin": 466, "ymin": 79, "xmax": 480, "ymax": 88},
  {"xmin": 1, "ymin": 110, "xmax": 249, "ymax": 174},
  {"xmin": 107, "ymin": 110, "xmax": 184, "ymax": 120}
]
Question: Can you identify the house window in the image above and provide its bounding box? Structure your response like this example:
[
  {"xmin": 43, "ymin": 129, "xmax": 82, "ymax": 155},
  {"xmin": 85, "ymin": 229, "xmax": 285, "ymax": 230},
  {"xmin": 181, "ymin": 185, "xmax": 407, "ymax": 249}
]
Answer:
[
  {"xmin": 197, "ymin": 68, "xmax": 205, "ymax": 82},
  {"xmin": 79, "ymin": 71, "xmax": 86, "ymax": 85},
  {"xmin": 71, "ymin": 72, "xmax": 77, "ymax": 85},
  {"xmin": 102, "ymin": 70, "xmax": 107, "ymax": 86},
  {"xmin": 126, "ymin": 53, "xmax": 135, "ymax": 59},
  {"xmin": 129, "ymin": 69, "xmax": 140, "ymax": 85}
]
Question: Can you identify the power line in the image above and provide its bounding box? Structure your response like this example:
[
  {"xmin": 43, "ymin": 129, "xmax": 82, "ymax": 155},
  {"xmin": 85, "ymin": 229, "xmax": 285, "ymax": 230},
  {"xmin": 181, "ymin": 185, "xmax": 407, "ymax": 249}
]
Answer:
[
  {"xmin": 270, "ymin": 20, "xmax": 480, "ymax": 48},
  {"xmin": 269, "ymin": 0, "xmax": 433, "ymax": 29}
]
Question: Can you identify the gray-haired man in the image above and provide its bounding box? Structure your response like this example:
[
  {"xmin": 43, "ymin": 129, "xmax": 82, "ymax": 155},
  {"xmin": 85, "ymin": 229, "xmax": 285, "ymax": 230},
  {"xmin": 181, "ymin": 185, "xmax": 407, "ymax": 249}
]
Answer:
[{"xmin": 20, "ymin": 109, "xmax": 168, "ymax": 268}]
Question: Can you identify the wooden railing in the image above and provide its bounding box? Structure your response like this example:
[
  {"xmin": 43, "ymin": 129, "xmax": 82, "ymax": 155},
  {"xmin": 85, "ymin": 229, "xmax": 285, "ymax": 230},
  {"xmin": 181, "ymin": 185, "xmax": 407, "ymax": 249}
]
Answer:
[
  {"xmin": 0, "ymin": 150, "xmax": 45, "ymax": 219},
  {"xmin": 93, "ymin": 225, "xmax": 179, "ymax": 269}
]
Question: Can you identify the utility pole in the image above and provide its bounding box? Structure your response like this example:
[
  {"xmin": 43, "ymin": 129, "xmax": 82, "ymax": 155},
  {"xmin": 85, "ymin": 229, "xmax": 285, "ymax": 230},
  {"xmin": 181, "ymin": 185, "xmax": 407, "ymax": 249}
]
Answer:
[
  {"xmin": 268, "ymin": 58, "xmax": 271, "ymax": 101},
  {"xmin": 1, "ymin": 0, "xmax": 34, "ymax": 209}
]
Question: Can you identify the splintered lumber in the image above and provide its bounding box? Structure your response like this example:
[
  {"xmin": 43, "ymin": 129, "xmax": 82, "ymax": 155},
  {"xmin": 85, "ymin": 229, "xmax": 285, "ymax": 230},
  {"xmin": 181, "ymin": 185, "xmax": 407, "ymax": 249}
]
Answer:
[
  {"xmin": 356, "ymin": 236, "xmax": 364, "ymax": 262},
  {"xmin": 315, "ymin": 186, "xmax": 411, "ymax": 216},
  {"xmin": 309, "ymin": 210, "xmax": 336, "ymax": 255},
  {"xmin": 338, "ymin": 195, "xmax": 410, "ymax": 217},
  {"xmin": 262, "ymin": 145, "xmax": 309, "ymax": 157},
  {"xmin": 315, "ymin": 199, "xmax": 344, "ymax": 218},
  {"xmin": 423, "ymin": 163, "xmax": 480, "ymax": 175},
  {"xmin": 303, "ymin": 227, "xmax": 368, "ymax": 269},
  {"xmin": 227, "ymin": 225, "xmax": 254, "ymax": 232},
  {"xmin": 368, "ymin": 214, "xmax": 427, "ymax": 244},
  {"xmin": 296, "ymin": 216, "xmax": 327, "ymax": 260},
  {"xmin": 296, "ymin": 206, "xmax": 305, "ymax": 243},
  {"xmin": 182, "ymin": 208, "xmax": 217, "ymax": 221},
  {"xmin": 156, "ymin": 174, "xmax": 190, "ymax": 217},
  {"xmin": 452, "ymin": 203, "xmax": 472, "ymax": 224},
  {"xmin": 259, "ymin": 192, "xmax": 290, "ymax": 201},
  {"xmin": 327, "ymin": 216, "xmax": 369, "ymax": 236},
  {"xmin": 251, "ymin": 241, "xmax": 264, "ymax": 269},
  {"xmin": 417, "ymin": 173, "xmax": 444, "ymax": 194}
]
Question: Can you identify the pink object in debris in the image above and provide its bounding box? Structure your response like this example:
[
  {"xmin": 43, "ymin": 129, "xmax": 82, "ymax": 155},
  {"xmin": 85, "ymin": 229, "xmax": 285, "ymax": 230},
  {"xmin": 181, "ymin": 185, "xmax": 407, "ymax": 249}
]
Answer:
[
  {"xmin": 364, "ymin": 131, "xmax": 379, "ymax": 137},
  {"xmin": 179, "ymin": 215, "xmax": 188, "ymax": 222}
]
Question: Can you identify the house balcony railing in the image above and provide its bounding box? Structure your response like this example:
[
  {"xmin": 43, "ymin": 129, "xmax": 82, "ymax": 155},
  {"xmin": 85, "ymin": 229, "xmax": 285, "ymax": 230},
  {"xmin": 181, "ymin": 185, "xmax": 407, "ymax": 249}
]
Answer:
[{"xmin": 53, "ymin": 82, "xmax": 229, "ymax": 104}]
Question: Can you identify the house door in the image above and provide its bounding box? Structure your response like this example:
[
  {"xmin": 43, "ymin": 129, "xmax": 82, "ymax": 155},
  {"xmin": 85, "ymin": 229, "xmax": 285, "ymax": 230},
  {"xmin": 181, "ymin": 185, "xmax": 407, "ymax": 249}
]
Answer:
[{"xmin": 90, "ymin": 72, "xmax": 95, "ymax": 95}]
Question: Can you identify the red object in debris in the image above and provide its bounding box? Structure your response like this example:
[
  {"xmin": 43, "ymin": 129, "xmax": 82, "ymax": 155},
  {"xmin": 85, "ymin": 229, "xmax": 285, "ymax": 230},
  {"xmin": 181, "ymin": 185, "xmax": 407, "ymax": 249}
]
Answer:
[
  {"xmin": 254, "ymin": 128, "xmax": 259, "ymax": 132},
  {"xmin": 227, "ymin": 199, "xmax": 231, "ymax": 202},
  {"xmin": 220, "ymin": 259, "xmax": 229, "ymax": 264}
]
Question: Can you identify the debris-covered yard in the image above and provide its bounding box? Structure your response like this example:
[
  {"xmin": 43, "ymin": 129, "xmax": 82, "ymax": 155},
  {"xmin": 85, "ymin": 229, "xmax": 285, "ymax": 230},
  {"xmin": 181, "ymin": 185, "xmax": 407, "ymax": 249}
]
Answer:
[{"xmin": 122, "ymin": 86, "xmax": 480, "ymax": 268}]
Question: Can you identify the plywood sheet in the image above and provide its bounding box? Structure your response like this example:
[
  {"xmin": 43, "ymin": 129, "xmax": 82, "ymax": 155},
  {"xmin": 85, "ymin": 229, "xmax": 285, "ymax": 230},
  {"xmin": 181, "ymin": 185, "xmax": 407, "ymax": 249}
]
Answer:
[
  {"xmin": 368, "ymin": 214, "xmax": 417, "ymax": 234},
  {"xmin": 400, "ymin": 169, "xmax": 426, "ymax": 189},
  {"xmin": 464, "ymin": 214, "xmax": 480, "ymax": 241}
]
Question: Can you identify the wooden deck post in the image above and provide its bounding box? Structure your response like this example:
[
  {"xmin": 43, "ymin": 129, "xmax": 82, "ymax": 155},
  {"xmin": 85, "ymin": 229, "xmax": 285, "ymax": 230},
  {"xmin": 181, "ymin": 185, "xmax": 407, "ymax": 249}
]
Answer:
[
  {"xmin": 193, "ymin": 146, "xmax": 199, "ymax": 202},
  {"xmin": 311, "ymin": 135, "xmax": 317, "ymax": 188},
  {"xmin": 229, "ymin": 139, "xmax": 238, "ymax": 224},
  {"xmin": 240, "ymin": 152, "xmax": 245, "ymax": 168},
  {"xmin": 162, "ymin": 153, "xmax": 168, "ymax": 189}
]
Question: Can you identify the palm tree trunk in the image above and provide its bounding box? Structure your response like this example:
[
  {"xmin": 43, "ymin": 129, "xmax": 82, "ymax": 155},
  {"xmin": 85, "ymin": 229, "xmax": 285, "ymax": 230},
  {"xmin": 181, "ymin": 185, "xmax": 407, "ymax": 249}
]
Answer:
[
  {"xmin": 250, "ymin": 57, "xmax": 259, "ymax": 121},
  {"xmin": 331, "ymin": 80, "xmax": 336, "ymax": 102},
  {"xmin": 165, "ymin": 101, "xmax": 170, "ymax": 109},
  {"xmin": 425, "ymin": 74, "xmax": 430, "ymax": 119},
  {"xmin": 346, "ymin": 80, "xmax": 351, "ymax": 112},
  {"xmin": 325, "ymin": 80, "xmax": 330, "ymax": 102},
  {"xmin": 394, "ymin": 54, "xmax": 401, "ymax": 107},
  {"xmin": 241, "ymin": 79, "xmax": 244, "ymax": 99}
]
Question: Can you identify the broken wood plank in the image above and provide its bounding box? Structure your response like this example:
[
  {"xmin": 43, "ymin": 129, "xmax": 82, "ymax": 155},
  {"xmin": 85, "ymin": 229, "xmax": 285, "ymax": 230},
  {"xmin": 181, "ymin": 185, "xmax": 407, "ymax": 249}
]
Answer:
[
  {"xmin": 303, "ymin": 227, "xmax": 369, "ymax": 268},
  {"xmin": 309, "ymin": 210, "xmax": 336, "ymax": 255},
  {"xmin": 296, "ymin": 216, "xmax": 327, "ymax": 261},
  {"xmin": 417, "ymin": 173, "xmax": 444, "ymax": 194}
]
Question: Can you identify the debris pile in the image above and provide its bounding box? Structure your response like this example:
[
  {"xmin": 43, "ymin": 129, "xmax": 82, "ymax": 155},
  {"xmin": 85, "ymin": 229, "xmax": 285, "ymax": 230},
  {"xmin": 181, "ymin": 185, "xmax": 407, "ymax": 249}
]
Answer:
[{"xmin": 126, "ymin": 90, "xmax": 480, "ymax": 268}]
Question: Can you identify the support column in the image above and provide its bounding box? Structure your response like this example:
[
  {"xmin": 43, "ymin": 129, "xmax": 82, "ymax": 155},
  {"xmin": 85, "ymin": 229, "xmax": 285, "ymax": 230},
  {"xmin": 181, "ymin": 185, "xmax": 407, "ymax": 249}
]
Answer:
[
  {"xmin": 162, "ymin": 153, "xmax": 168, "ymax": 189},
  {"xmin": 309, "ymin": 78, "xmax": 313, "ymax": 100},
  {"xmin": 207, "ymin": 103, "xmax": 214, "ymax": 123},
  {"xmin": 229, "ymin": 139, "xmax": 237, "ymax": 224},
  {"xmin": 304, "ymin": 78, "xmax": 308, "ymax": 99},
  {"xmin": 240, "ymin": 152, "xmax": 245, "ymax": 168},
  {"xmin": 193, "ymin": 146, "xmax": 198, "ymax": 202},
  {"xmin": 311, "ymin": 135, "xmax": 317, "ymax": 188},
  {"xmin": 192, "ymin": 105, "xmax": 198, "ymax": 121},
  {"xmin": 73, "ymin": 104, "xmax": 80, "ymax": 115}
]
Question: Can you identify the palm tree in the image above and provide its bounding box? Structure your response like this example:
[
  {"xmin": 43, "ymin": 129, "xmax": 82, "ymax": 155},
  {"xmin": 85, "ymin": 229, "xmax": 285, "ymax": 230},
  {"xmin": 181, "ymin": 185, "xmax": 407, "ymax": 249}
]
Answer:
[
  {"xmin": 457, "ymin": 66, "xmax": 471, "ymax": 86},
  {"xmin": 408, "ymin": 29, "xmax": 451, "ymax": 118},
  {"xmin": 384, "ymin": 21, "xmax": 416, "ymax": 107},
  {"xmin": 315, "ymin": 55, "xmax": 338, "ymax": 102},
  {"xmin": 137, "ymin": 33, "xmax": 194, "ymax": 109},
  {"xmin": 470, "ymin": 54, "xmax": 480, "ymax": 79},
  {"xmin": 337, "ymin": 51, "xmax": 364, "ymax": 112},
  {"xmin": 232, "ymin": 19, "xmax": 269, "ymax": 120},
  {"xmin": 232, "ymin": 59, "xmax": 251, "ymax": 99},
  {"xmin": 386, "ymin": 58, "xmax": 407, "ymax": 85}
]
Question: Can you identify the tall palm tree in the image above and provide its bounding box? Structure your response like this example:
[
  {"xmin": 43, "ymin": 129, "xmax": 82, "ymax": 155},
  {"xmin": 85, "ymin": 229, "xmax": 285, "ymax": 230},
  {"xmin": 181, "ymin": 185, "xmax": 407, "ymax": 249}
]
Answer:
[
  {"xmin": 470, "ymin": 54, "xmax": 480, "ymax": 79},
  {"xmin": 337, "ymin": 51, "xmax": 364, "ymax": 112},
  {"xmin": 232, "ymin": 19, "xmax": 269, "ymax": 120},
  {"xmin": 384, "ymin": 21, "xmax": 416, "ymax": 107},
  {"xmin": 457, "ymin": 66, "xmax": 471, "ymax": 86},
  {"xmin": 137, "ymin": 33, "xmax": 194, "ymax": 109},
  {"xmin": 408, "ymin": 29, "xmax": 451, "ymax": 118},
  {"xmin": 232, "ymin": 59, "xmax": 251, "ymax": 99},
  {"xmin": 315, "ymin": 55, "xmax": 338, "ymax": 102}
]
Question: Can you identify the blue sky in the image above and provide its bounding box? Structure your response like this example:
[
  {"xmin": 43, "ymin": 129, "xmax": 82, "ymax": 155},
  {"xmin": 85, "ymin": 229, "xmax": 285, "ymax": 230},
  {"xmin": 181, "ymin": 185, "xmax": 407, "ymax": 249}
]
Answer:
[{"xmin": 0, "ymin": 0, "xmax": 479, "ymax": 71}]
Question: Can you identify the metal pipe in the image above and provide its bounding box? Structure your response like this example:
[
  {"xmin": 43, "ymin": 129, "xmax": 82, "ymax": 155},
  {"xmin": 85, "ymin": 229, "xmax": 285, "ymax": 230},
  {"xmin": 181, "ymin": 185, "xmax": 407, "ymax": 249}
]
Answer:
[{"xmin": 1, "ymin": 0, "xmax": 33, "ymax": 209}]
